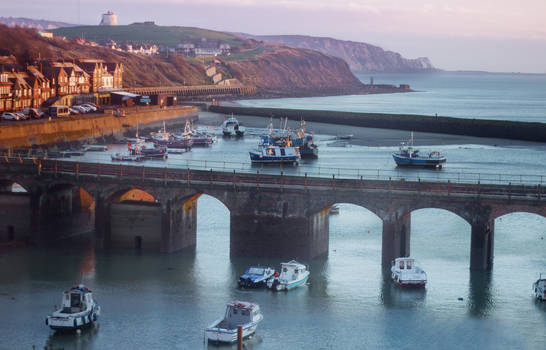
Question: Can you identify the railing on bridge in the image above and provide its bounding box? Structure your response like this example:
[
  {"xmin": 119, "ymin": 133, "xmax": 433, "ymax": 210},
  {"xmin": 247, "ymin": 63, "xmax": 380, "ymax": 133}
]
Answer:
[{"xmin": 0, "ymin": 156, "xmax": 543, "ymax": 200}]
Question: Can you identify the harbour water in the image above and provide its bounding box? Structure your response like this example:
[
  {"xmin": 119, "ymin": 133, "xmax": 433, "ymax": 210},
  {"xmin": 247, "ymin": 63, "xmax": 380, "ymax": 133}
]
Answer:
[
  {"xmin": 238, "ymin": 72, "xmax": 546, "ymax": 123},
  {"xmin": 1, "ymin": 107, "xmax": 545, "ymax": 348}
]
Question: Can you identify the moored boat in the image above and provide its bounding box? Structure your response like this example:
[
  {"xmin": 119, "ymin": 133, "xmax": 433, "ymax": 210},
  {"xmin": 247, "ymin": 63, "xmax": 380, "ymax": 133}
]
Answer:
[
  {"xmin": 534, "ymin": 273, "xmax": 546, "ymax": 301},
  {"xmin": 111, "ymin": 153, "xmax": 143, "ymax": 162},
  {"xmin": 391, "ymin": 257, "xmax": 427, "ymax": 288},
  {"xmin": 205, "ymin": 301, "xmax": 263, "ymax": 343},
  {"xmin": 222, "ymin": 115, "xmax": 245, "ymax": 136},
  {"xmin": 238, "ymin": 266, "xmax": 276, "ymax": 288},
  {"xmin": 249, "ymin": 136, "xmax": 300, "ymax": 164},
  {"xmin": 45, "ymin": 284, "xmax": 101, "ymax": 330},
  {"xmin": 292, "ymin": 121, "xmax": 318, "ymax": 158},
  {"xmin": 392, "ymin": 132, "xmax": 446, "ymax": 168},
  {"xmin": 266, "ymin": 260, "xmax": 309, "ymax": 291}
]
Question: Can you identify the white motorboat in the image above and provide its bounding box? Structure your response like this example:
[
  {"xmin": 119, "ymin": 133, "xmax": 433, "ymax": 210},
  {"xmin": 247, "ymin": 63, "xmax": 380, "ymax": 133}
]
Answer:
[
  {"xmin": 533, "ymin": 273, "xmax": 546, "ymax": 301},
  {"xmin": 205, "ymin": 301, "xmax": 263, "ymax": 343},
  {"xmin": 45, "ymin": 284, "xmax": 101, "ymax": 330},
  {"xmin": 222, "ymin": 115, "xmax": 246, "ymax": 136},
  {"xmin": 391, "ymin": 257, "xmax": 427, "ymax": 288},
  {"xmin": 266, "ymin": 260, "xmax": 309, "ymax": 291}
]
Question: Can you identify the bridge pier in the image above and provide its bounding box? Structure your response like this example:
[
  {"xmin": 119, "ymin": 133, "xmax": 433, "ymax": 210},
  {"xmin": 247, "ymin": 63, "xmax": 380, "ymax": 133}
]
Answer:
[
  {"xmin": 230, "ymin": 209, "xmax": 329, "ymax": 259},
  {"xmin": 381, "ymin": 212, "xmax": 411, "ymax": 267},
  {"xmin": 160, "ymin": 195, "xmax": 198, "ymax": 253},
  {"xmin": 470, "ymin": 219, "xmax": 494, "ymax": 270},
  {"xmin": 94, "ymin": 195, "xmax": 111, "ymax": 247}
]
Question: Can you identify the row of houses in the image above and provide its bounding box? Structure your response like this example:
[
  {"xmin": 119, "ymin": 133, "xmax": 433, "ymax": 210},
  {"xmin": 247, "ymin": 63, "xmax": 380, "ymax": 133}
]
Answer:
[{"xmin": 0, "ymin": 60, "xmax": 123, "ymax": 112}]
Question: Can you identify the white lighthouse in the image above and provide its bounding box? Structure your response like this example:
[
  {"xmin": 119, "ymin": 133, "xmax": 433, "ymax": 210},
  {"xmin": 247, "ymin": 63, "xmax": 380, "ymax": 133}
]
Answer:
[{"xmin": 100, "ymin": 11, "xmax": 118, "ymax": 26}]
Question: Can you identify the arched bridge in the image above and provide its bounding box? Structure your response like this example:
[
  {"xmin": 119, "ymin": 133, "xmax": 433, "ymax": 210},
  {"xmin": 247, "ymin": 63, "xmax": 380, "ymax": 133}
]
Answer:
[{"xmin": 0, "ymin": 157, "xmax": 544, "ymax": 270}]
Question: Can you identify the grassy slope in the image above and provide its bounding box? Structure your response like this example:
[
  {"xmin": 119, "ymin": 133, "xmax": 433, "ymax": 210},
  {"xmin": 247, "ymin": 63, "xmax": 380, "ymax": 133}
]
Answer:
[{"xmin": 53, "ymin": 24, "xmax": 246, "ymax": 47}]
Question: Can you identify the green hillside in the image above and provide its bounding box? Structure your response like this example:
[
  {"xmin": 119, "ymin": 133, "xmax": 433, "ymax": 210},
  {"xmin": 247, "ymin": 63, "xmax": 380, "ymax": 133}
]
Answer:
[{"xmin": 52, "ymin": 23, "xmax": 246, "ymax": 47}]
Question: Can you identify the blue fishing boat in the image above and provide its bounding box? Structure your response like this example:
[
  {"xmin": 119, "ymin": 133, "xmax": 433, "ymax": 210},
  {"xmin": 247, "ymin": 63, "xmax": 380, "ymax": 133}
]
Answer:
[
  {"xmin": 392, "ymin": 132, "xmax": 446, "ymax": 168},
  {"xmin": 249, "ymin": 136, "xmax": 300, "ymax": 164},
  {"xmin": 292, "ymin": 121, "xmax": 318, "ymax": 158},
  {"xmin": 238, "ymin": 266, "xmax": 276, "ymax": 288}
]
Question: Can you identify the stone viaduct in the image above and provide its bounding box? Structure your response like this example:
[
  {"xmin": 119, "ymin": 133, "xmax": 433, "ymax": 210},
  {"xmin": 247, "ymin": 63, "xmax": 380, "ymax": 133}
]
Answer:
[{"xmin": 0, "ymin": 158, "xmax": 544, "ymax": 271}]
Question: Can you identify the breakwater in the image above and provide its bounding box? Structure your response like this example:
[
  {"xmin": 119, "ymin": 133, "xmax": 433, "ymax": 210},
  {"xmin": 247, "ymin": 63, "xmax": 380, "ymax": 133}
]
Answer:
[
  {"xmin": 208, "ymin": 105, "xmax": 546, "ymax": 143},
  {"xmin": 0, "ymin": 106, "xmax": 198, "ymax": 148}
]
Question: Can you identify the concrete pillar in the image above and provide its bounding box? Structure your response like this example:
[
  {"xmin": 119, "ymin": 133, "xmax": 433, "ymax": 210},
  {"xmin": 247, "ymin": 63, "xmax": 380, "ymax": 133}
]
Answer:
[
  {"xmin": 160, "ymin": 196, "xmax": 197, "ymax": 253},
  {"xmin": 230, "ymin": 209, "xmax": 329, "ymax": 259},
  {"xmin": 382, "ymin": 212, "xmax": 411, "ymax": 267},
  {"xmin": 470, "ymin": 219, "xmax": 494, "ymax": 270}
]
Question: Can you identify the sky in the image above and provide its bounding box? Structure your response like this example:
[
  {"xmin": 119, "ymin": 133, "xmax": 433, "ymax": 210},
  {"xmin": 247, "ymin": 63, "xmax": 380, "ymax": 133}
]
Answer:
[{"xmin": 3, "ymin": 0, "xmax": 546, "ymax": 73}]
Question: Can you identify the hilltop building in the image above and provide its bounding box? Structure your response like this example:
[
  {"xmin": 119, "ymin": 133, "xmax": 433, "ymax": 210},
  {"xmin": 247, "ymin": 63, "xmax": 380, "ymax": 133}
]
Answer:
[{"xmin": 100, "ymin": 11, "xmax": 118, "ymax": 26}]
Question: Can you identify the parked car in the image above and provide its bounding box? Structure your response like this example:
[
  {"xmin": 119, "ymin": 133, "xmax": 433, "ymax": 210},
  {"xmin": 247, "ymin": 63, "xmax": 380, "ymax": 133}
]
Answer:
[
  {"xmin": 69, "ymin": 107, "xmax": 81, "ymax": 115},
  {"xmin": 15, "ymin": 112, "xmax": 29, "ymax": 120},
  {"xmin": 81, "ymin": 104, "xmax": 97, "ymax": 112},
  {"xmin": 74, "ymin": 105, "xmax": 91, "ymax": 113},
  {"xmin": 22, "ymin": 108, "xmax": 44, "ymax": 119},
  {"xmin": 1, "ymin": 112, "xmax": 20, "ymax": 121},
  {"xmin": 48, "ymin": 105, "xmax": 71, "ymax": 118}
]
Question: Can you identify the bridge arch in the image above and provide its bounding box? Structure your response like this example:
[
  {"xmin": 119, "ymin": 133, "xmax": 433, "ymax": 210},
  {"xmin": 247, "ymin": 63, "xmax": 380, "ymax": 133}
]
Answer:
[{"xmin": 0, "ymin": 178, "xmax": 31, "ymax": 193}]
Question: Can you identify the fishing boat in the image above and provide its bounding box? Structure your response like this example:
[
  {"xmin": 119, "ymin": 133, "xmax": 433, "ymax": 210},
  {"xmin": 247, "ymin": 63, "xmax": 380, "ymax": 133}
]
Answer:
[
  {"xmin": 222, "ymin": 115, "xmax": 245, "ymax": 136},
  {"xmin": 238, "ymin": 266, "xmax": 276, "ymax": 288},
  {"xmin": 205, "ymin": 301, "xmax": 263, "ymax": 343},
  {"xmin": 391, "ymin": 257, "xmax": 427, "ymax": 288},
  {"xmin": 266, "ymin": 260, "xmax": 309, "ymax": 291},
  {"xmin": 181, "ymin": 120, "xmax": 214, "ymax": 146},
  {"xmin": 292, "ymin": 120, "xmax": 318, "ymax": 158},
  {"xmin": 45, "ymin": 284, "xmax": 101, "ymax": 330},
  {"xmin": 249, "ymin": 137, "xmax": 300, "ymax": 164},
  {"xmin": 392, "ymin": 132, "xmax": 446, "ymax": 168},
  {"xmin": 128, "ymin": 139, "xmax": 168, "ymax": 159},
  {"xmin": 111, "ymin": 153, "xmax": 142, "ymax": 162},
  {"xmin": 150, "ymin": 121, "xmax": 193, "ymax": 149},
  {"xmin": 534, "ymin": 273, "xmax": 546, "ymax": 301}
]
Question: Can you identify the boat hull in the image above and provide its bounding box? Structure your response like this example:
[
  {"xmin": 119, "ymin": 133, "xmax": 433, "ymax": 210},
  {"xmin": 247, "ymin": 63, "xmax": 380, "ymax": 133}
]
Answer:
[
  {"xmin": 299, "ymin": 147, "xmax": 318, "ymax": 158},
  {"xmin": 249, "ymin": 152, "xmax": 299, "ymax": 164},
  {"xmin": 392, "ymin": 153, "xmax": 446, "ymax": 168},
  {"xmin": 206, "ymin": 322, "xmax": 258, "ymax": 343},
  {"xmin": 268, "ymin": 273, "xmax": 309, "ymax": 291},
  {"xmin": 46, "ymin": 306, "xmax": 100, "ymax": 330}
]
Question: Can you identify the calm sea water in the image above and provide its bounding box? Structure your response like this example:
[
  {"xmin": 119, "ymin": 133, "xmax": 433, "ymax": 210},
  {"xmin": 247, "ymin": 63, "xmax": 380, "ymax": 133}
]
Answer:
[
  {"xmin": 1, "ymin": 100, "xmax": 545, "ymax": 349},
  {"xmin": 238, "ymin": 72, "xmax": 546, "ymax": 123}
]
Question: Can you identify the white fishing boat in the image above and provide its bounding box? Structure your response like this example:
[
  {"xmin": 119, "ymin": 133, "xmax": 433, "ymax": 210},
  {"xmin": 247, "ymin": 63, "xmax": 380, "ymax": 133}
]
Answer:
[
  {"xmin": 266, "ymin": 260, "xmax": 309, "ymax": 291},
  {"xmin": 222, "ymin": 115, "xmax": 246, "ymax": 136},
  {"xmin": 534, "ymin": 273, "xmax": 546, "ymax": 301},
  {"xmin": 391, "ymin": 257, "xmax": 427, "ymax": 288},
  {"xmin": 45, "ymin": 284, "xmax": 101, "ymax": 330},
  {"xmin": 205, "ymin": 301, "xmax": 263, "ymax": 343}
]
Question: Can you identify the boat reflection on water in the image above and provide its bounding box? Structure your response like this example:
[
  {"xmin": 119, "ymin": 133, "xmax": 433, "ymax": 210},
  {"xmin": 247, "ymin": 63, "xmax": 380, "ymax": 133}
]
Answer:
[
  {"xmin": 380, "ymin": 269, "xmax": 427, "ymax": 309},
  {"xmin": 45, "ymin": 323, "xmax": 100, "ymax": 349}
]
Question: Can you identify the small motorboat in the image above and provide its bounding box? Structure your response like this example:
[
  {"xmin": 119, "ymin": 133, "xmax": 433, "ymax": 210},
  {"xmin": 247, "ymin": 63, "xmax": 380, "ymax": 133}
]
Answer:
[
  {"xmin": 82, "ymin": 145, "xmax": 108, "ymax": 152},
  {"xmin": 534, "ymin": 273, "xmax": 546, "ymax": 301},
  {"xmin": 391, "ymin": 257, "xmax": 427, "ymax": 288},
  {"xmin": 249, "ymin": 136, "xmax": 300, "ymax": 164},
  {"xmin": 128, "ymin": 139, "xmax": 168, "ymax": 159},
  {"xmin": 337, "ymin": 134, "xmax": 353, "ymax": 140},
  {"xmin": 205, "ymin": 301, "xmax": 263, "ymax": 343},
  {"xmin": 266, "ymin": 260, "xmax": 309, "ymax": 291},
  {"xmin": 222, "ymin": 115, "xmax": 246, "ymax": 136},
  {"xmin": 45, "ymin": 284, "xmax": 101, "ymax": 330},
  {"xmin": 111, "ymin": 153, "xmax": 142, "ymax": 162},
  {"xmin": 329, "ymin": 204, "xmax": 340, "ymax": 215},
  {"xmin": 238, "ymin": 266, "xmax": 276, "ymax": 288},
  {"xmin": 182, "ymin": 121, "xmax": 215, "ymax": 146},
  {"xmin": 392, "ymin": 132, "xmax": 446, "ymax": 168}
]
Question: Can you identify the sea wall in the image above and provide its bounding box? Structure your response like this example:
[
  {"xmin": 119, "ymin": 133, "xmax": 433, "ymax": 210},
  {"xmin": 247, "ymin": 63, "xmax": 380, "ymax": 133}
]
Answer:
[
  {"xmin": 0, "ymin": 106, "xmax": 198, "ymax": 148},
  {"xmin": 208, "ymin": 105, "xmax": 546, "ymax": 143}
]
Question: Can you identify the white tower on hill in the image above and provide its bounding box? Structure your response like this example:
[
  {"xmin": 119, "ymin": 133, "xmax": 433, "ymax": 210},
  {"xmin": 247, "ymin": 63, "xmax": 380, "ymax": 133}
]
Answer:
[{"xmin": 100, "ymin": 11, "xmax": 118, "ymax": 26}]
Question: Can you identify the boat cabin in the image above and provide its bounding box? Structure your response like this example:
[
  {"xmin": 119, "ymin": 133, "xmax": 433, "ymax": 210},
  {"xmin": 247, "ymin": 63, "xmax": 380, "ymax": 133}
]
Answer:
[
  {"xmin": 279, "ymin": 261, "xmax": 307, "ymax": 282},
  {"xmin": 61, "ymin": 285, "xmax": 93, "ymax": 314},
  {"xmin": 220, "ymin": 301, "xmax": 261, "ymax": 328},
  {"xmin": 392, "ymin": 257, "xmax": 416, "ymax": 271}
]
